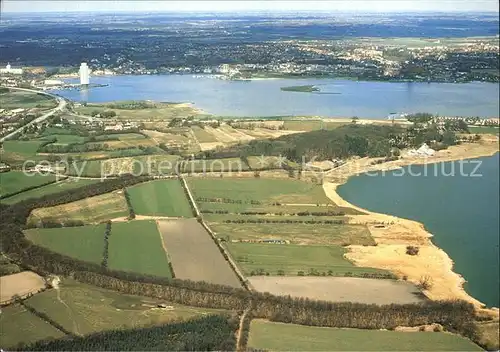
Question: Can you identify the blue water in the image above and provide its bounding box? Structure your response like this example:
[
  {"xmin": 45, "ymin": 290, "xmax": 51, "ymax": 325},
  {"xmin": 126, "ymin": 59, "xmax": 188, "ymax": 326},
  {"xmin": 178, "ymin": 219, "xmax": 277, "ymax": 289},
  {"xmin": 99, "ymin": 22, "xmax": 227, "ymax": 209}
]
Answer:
[
  {"xmin": 54, "ymin": 75, "xmax": 500, "ymax": 118},
  {"xmin": 337, "ymin": 154, "xmax": 500, "ymax": 307}
]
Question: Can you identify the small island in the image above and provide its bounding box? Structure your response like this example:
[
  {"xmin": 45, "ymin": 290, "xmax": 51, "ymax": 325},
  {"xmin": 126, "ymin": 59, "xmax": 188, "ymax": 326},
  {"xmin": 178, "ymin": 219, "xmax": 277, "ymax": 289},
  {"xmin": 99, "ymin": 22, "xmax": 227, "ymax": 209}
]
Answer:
[{"xmin": 280, "ymin": 85, "xmax": 320, "ymax": 93}]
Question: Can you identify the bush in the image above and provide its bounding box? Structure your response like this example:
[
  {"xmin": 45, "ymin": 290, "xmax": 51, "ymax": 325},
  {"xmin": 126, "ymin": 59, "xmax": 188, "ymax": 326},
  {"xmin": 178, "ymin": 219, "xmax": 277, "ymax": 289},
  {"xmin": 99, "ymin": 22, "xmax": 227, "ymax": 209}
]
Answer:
[{"xmin": 406, "ymin": 245, "xmax": 419, "ymax": 256}]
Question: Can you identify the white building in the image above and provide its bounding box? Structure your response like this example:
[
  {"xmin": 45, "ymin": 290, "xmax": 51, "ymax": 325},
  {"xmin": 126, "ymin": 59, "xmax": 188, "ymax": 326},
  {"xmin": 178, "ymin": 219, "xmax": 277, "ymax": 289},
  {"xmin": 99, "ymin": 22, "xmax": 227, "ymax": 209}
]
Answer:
[
  {"xmin": 79, "ymin": 63, "xmax": 90, "ymax": 85},
  {"xmin": 0, "ymin": 63, "xmax": 23, "ymax": 75}
]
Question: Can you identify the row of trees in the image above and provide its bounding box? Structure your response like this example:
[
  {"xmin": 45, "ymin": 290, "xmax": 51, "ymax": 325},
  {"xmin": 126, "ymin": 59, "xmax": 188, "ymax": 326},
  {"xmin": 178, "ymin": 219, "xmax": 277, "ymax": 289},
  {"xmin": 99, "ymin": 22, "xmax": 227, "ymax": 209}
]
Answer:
[
  {"xmin": 18, "ymin": 314, "xmax": 238, "ymax": 351},
  {"xmin": 123, "ymin": 189, "xmax": 135, "ymax": 220},
  {"xmin": 196, "ymin": 197, "xmax": 262, "ymax": 205},
  {"xmin": 101, "ymin": 221, "xmax": 112, "ymax": 269},
  {"xmin": 222, "ymin": 219, "xmax": 345, "ymax": 225}
]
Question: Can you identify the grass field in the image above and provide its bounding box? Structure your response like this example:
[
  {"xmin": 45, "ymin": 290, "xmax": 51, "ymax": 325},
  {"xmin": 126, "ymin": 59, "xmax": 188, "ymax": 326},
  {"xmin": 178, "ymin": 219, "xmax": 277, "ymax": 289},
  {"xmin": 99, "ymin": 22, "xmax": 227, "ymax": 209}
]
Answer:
[
  {"xmin": 0, "ymin": 90, "xmax": 57, "ymax": 109},
  {"xmin": 199, "ymin": 202, "xmax": 361, "ymax": 215},
  {"xmin": 207, "ymin": 215, "xmax": 372, "ymax": 245},
  {"xmin": 25, "ymin": 224, "xmax": 106, "ymax": 264},
  {"xmin": 44, "ymin": 134, "xmax": 86, "ymax": 144},
  {"xmin": 20, "ymin": 279, "xmax": 224, "ymax": 340},
  {"xmin": 226, "ymin": 243, "xmax": 386, "ymax": 276},
  {"xmin": 188, "ymin": 178, "xmax": 334, "ymax": 205},
  {"xmin": 469, "ymin": 126, "xmax": 499, "ymax": 134},
  {"xmin": 0, "ymin": 304, "xmax": 65, "ymax": 349},
  {"xmin": 67, "ymin": 154, "xmax": 180, "ymax": 177},
  {"xmin": 283, "ymin": 120, "xmax": 346, "ymax": 131},
  {"xmin": 27, "ymin": 190, "xmax": 129, "ymax": 224},
  {"xmin": 108, "ymin": 220, "xmax": 173, "ymax": 277},
  {"xmin": 248, "ymin": 320, "xmax": 482, "ymax": 351},
  {"xmin": 127, "ymin": 179, "xmax": 193, "ymax": 217},
  {"xmin": 0, "ymin": 171, "xmax": 57, "ymax": 198},
  {"xmin": 191, "ymin": 125, "xmax": 219, "ymax": 143},
  {"xmin": 0, "ymin": 140, "xmax": 46, "ymax": 164},
  {"xmin": 1, "ymin": 179, "xmax": 100, "ymax": 205},
  {"xmin": 182, "ymin": 158, "xmax": 249, "ymax": 173}
]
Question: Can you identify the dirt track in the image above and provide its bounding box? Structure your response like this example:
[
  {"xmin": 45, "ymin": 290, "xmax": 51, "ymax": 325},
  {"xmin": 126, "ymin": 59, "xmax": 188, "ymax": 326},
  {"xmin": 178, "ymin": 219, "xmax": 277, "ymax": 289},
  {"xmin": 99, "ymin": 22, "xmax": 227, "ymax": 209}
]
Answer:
[
  {"xmin": 249, "ymin": 276, "xmax": 423, "ymax": 305},
  {"xmin": 157, "ymin": 219, "xmax": 242, "ymax": 288}
]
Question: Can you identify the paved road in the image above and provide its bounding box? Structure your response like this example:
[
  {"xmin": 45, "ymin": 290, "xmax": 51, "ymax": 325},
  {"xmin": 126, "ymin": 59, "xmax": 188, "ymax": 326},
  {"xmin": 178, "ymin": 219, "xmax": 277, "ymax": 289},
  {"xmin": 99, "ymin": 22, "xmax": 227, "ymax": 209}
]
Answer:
[{"xmin": 0, "ymin": 86, "xmax": 67, "ymax": 142}]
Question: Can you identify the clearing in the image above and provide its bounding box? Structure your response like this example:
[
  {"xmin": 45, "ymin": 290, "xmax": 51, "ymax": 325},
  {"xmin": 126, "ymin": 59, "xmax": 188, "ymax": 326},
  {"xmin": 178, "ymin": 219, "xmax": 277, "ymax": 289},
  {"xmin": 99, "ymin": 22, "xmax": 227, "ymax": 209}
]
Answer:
[
  {"xmin": 226, "ymin": 243, "xmax": 389, "ymax": 277},
  {"xmin": 25, "ymin": 224, "xmax": 106, "ymax": 264},
  {"xmin": 157, "ymin": 219, "xmax": 241, "ymax": 288},
  {"xmin": 248, "ymin": 276, "xmax": 423, "ymax": 305},
  {"xmin": 27, "ymin": 190, "xmax": 129, "ymax": 225},
  {"xmin": 247, "ymin": 320, "xmax": 482, "ymax": 351},
  {"xmin": 108, "ymin": 220, "xmax": 173, "ymax": 278},
  {"xmin": 127, "ymin": 179, "xmax": 193, "ymax": 217},
  {"xmin": 0, "ymin": 271, "xmax": 46, "ymax": 305}
]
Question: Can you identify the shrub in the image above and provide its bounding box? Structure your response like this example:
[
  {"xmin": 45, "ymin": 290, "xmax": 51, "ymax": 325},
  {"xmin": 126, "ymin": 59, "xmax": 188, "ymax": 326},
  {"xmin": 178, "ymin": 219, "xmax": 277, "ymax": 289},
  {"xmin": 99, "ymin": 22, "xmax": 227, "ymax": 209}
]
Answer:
[
  {"xmin": 406, "ymin": 245, "xmax": 419, "ymax": 256},
  {"xmin": 418, "ymin": 275, "xmax": 433, "ymax": 290}
]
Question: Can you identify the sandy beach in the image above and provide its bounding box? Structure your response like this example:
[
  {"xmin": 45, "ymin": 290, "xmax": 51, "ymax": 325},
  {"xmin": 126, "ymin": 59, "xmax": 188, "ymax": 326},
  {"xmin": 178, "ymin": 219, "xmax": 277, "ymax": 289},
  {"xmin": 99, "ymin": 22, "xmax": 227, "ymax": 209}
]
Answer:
[{"xmin": 321, "ymin": 137, "xmax": 499, "ymax": 316}]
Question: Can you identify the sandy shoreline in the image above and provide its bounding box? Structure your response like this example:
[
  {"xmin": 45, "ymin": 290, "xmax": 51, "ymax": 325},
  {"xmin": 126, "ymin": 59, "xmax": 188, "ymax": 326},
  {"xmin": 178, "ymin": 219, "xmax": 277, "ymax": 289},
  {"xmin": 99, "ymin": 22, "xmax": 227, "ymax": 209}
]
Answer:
[{"xmin": 321, "ymin": 138, "xmax": 499, "ymax": 316}]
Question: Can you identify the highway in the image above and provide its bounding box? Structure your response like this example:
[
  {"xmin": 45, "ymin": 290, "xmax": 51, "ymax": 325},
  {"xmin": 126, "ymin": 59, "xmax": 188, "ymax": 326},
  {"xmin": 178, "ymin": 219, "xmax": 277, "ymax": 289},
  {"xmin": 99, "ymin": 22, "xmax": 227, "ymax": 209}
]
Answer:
[{"xmin": 0, "ymin": 87, "xmax": 67, "ymax": 142}]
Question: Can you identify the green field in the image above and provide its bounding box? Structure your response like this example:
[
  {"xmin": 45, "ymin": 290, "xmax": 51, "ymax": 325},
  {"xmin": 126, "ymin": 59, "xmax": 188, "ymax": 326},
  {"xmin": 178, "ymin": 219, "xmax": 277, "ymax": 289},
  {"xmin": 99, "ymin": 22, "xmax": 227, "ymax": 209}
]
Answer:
[
  {"xmin": 469, "ymin": 126, "xmax": 499, "ymax": 134},
  {"xmin": 22, "ymin": 279, "xmax": 222, "ymax": 338},
  {"xmin": 0, "ymin": 90, "xmax": 57, "ymax": 109},
  {"xmin": 0, "ymin": 171, "xmax": 57, "ymax": 198},
  {"xmin": 127, "ymin": 179, "xmax": 193, "ymax": 217},
  {"xmin": 0, "ymin": 304, "xmax": 65, "ymax": 349},
  {"xmin": 226, "ymin": 243, "xmax": 386, "ymax": 276},
  {"xmin": 191, "ymin": 125, "xmax": 219, "ymax": 143},
  {"xmin": 188, "ymin": 178, "xmax": 334, "ymax": 205},
  {"xmin": 1, "ymin": 178, "xmax": 100, "ymax": 205},
  {"xmin": 25, "ymin": 224, "xmax": 106, "ymax": 264},
  {"xmin": 182, "ymin": 158, "xmax": 249, "ymax": 173},
  {"xmin": 199, "ymin": 201, "xmax": 360, "ymax": 215},
  {"xmin": 27, "ymin": 191, "xmax": 129, "ymax": 224},
  {"xmin": 108, "ymin": 220, "xmax": 173, "ymax": 277},
  {"xmin": 67, "ymin": 154, "xmax": 179, "ymax": 177},
  {"xmin": 248, "ymin": 320, "xmax": 482, "ymax": 351},
  {"xmin": 206, "ymin": 215, "xmax": 371, "ymax": 245},
  {"xmin": 44, "ymin": 134, "xmax": 86, "ymax": 144},
  {"xmin": 0, "ymin": 140, "xmax": 46, "ymax": 164}
]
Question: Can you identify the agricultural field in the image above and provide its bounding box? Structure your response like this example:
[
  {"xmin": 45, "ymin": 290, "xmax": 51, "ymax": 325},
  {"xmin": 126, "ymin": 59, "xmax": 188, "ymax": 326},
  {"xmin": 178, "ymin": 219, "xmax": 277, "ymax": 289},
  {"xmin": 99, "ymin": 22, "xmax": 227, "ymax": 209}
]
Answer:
[
  {"xmin": 43, "ymin": 134, "xmax": 86, "ymax": 144},
  {"xmin": 207, "ymin": 215, "xmax": 372, "ymax": 245},
  {"xmin": 199, "ymin": 202, "xmax": 360, "ymax": 215},
  {"xmin": 181, "ymin": 158, "xmax": 249, "ymax": 173},
  {"xmin": 0, "ymin": 171, "xmax": 57, "ymax": 198},
  {"xmin": 24, "ymin": 224, "xmax": 106, "ymax": 264},
  {"xmin": 247, "ymin": 320, "xmax": 482, "ymax": 351},
  {"xmin": 283, "ymin": 119, "xmax": 346, "ymax": 131},
  {"xmin": 191, "ymin": 125, "xmax": 220, "ymax": 143},
  {"xmin": 0, "ymin": 89, "xmax": 57, "ymax": 109},
  {"xmin": 469, "ymin": 126, "xmax": 499, "ymax": 134},
  {"xmin": 0, "ymin": 140, "xmax": 46, "ymax": 164},
  {"xmin": 127, "ymin": 179, "xmax": 193, "ymax": 217},
  {"xmin": 27, "ymin": 190, "xmax": 129, "ymax": 225},
  {"xmin": 0, "ymin": 271, "xmax": 46, "ymax": 305},
  {"xmin": 157, "ymin": 219, "xmax": 241, "ymax": 288},
  {"xmin": 188, "ymin": 178, "xmax": 334, "ymax": 205},
  {"xmin": 1, "ymin": 178, "xmax": 100, "ymax": 205},
  {"xmin": 0, "ymin": 304, "xmax": 65, "ymax": 349},
  {"xmin": 108, "ymin": 220, "xmax": 173, "ymax": 278},
  {"xmin": 67, "ymin": 154, "xmax": 180, "ymax": 177},
  {"xmin": 225, "ymin": 243, "xmax": 386, "ymax": 276}
]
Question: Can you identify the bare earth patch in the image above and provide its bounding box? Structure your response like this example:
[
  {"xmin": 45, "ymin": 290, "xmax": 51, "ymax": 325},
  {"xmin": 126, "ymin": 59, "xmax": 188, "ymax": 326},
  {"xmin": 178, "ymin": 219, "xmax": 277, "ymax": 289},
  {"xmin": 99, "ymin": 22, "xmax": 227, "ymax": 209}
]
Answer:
[
  {"xmin": 157, "ymin": 219, "xmax": 242, "ymax": 288},
  {"xmin": 0, "ymin": 271, "xmax": 46, "ymax": 304},
  {"xmin": 249, "ymin": 276, "xmax": 423, "ymax": 305}
]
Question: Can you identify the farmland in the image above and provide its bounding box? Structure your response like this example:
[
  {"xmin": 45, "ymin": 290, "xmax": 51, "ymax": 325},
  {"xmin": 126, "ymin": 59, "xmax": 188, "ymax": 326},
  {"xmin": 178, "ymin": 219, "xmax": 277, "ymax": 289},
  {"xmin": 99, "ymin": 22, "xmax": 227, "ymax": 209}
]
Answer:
[
  {"xmin": 1, "ymin": 178, "xmax": 100, "ymax": 205},
  {"xmin": 24, "ymin": 224, "xmax": 106, "ymax": 264},
  {"xmin": 0, "ymin": 140, "xmax": 46, "ymax": 164},
  {"xmin": 207, "ymin": 216, "xmax": 371, "ymax": 245},
  {"xmin": 27, "ymin": 190, "xmax": 129, "ymax": 224},
  {"xmin": 0, "ymin": 89, "xmax": 57, "ymax": 109},
  {"xmin": 127, "ymin": 179, "xmax": 193, "ymax": 217},
  {"xmin": 247, "ymin": 320, "xmax": 482, "ymax": 351},
  {"xmin": 157, "ymin": 219, "xmax": 241, "ymax": 287},
  {"xmin": 282, "ymin": 119, "xmax": 347, "ymax": 131},
  {"xmin": 108, "ymin": 220, "xmax": 173, "ymax": 278},
  {"xmin": 181, "ymin": 158, "xmax": 249, "ymax": 173},
  {"xmin": 225, "ymin": 243, "xmax": 388, "ymax": 276},
  {"xmin": 0, "ymin": 304, "xmax": 65, "ymax": 349},
  {"xmin": 0, "ymin": 171, "xmax": 57, "ymax": 198},
  {"xmin": 0, "ymin": 271, "xmax": 46, "ymax": 305},
  {"xmin": 188, "ymin": 178, "xmax": 334, "ymax": 205}
]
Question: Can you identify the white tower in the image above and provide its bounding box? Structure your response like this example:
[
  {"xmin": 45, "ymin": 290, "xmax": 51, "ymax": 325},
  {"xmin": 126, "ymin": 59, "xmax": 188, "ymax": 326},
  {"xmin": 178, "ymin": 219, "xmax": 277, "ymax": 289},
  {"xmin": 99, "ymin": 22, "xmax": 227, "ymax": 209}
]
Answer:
[
  {"xmin": 6, "ymin": 63, "xmax": 11, "ymax": 71},
  {"xmin": 79, "ymin": 63, "xmax": 90, "ymax": 86}
]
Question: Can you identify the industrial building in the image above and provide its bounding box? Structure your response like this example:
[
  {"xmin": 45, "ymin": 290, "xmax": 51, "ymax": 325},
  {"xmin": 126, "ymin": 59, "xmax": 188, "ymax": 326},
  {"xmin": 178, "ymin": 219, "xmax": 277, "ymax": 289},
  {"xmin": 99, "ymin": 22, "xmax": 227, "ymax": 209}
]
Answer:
[
  {"xmin": 0, "ymin": 63, "xmax": 23, "ymax": 75},
  {"xmin": 79, "ymin": 62, "xmax": 90, "ymax": 86}
]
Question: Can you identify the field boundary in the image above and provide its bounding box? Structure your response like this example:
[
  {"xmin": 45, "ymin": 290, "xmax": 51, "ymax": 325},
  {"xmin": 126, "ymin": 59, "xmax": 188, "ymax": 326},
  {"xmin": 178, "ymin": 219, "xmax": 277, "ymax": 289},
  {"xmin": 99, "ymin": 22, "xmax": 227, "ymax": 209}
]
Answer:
[
  {"xmin": 179, "ymin": 176, "xmax": 250, "ymax": 290},
  {"xmin": 155, "ymin": 220, "xmax": 176, "ymax": 278},
  {"xmin": 0, "ymin": 178, "xmax": 63, "ymax": 200}
]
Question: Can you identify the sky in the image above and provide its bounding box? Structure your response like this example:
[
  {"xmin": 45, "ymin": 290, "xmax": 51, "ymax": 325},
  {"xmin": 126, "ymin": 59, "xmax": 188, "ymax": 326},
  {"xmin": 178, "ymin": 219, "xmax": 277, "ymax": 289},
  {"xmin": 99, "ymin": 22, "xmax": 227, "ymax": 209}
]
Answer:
[{"xmin": 1, "ymin": 0, "xmax": 499, "ymax": 13}]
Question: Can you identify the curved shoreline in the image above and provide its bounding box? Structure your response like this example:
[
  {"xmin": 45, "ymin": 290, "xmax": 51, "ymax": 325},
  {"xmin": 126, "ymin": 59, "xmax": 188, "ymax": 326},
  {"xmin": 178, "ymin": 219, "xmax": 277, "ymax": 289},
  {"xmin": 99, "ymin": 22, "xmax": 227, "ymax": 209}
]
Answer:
[{"xmin": 321, "ymin": 139, "xmax": 499, "ymax": 316}]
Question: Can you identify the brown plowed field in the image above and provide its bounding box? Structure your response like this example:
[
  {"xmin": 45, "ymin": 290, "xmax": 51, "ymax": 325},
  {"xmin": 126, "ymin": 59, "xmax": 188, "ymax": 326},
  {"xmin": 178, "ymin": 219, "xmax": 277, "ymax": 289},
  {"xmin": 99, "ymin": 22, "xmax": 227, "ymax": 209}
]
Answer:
[
  {"xmin": 0, "ymin": 271, "xmax": 46, "ymax": 304},
  {"xmin": 157, "ymin": 219, "xmax": 242, "ymax": 288}
]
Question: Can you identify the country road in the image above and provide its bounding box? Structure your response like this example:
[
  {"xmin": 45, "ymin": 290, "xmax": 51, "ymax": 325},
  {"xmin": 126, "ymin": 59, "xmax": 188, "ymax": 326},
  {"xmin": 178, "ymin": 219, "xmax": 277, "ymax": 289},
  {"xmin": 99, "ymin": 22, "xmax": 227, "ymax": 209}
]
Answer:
[{"xmin": 0, "ymin": 86, "xmax": 67, "ymax": 142}]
